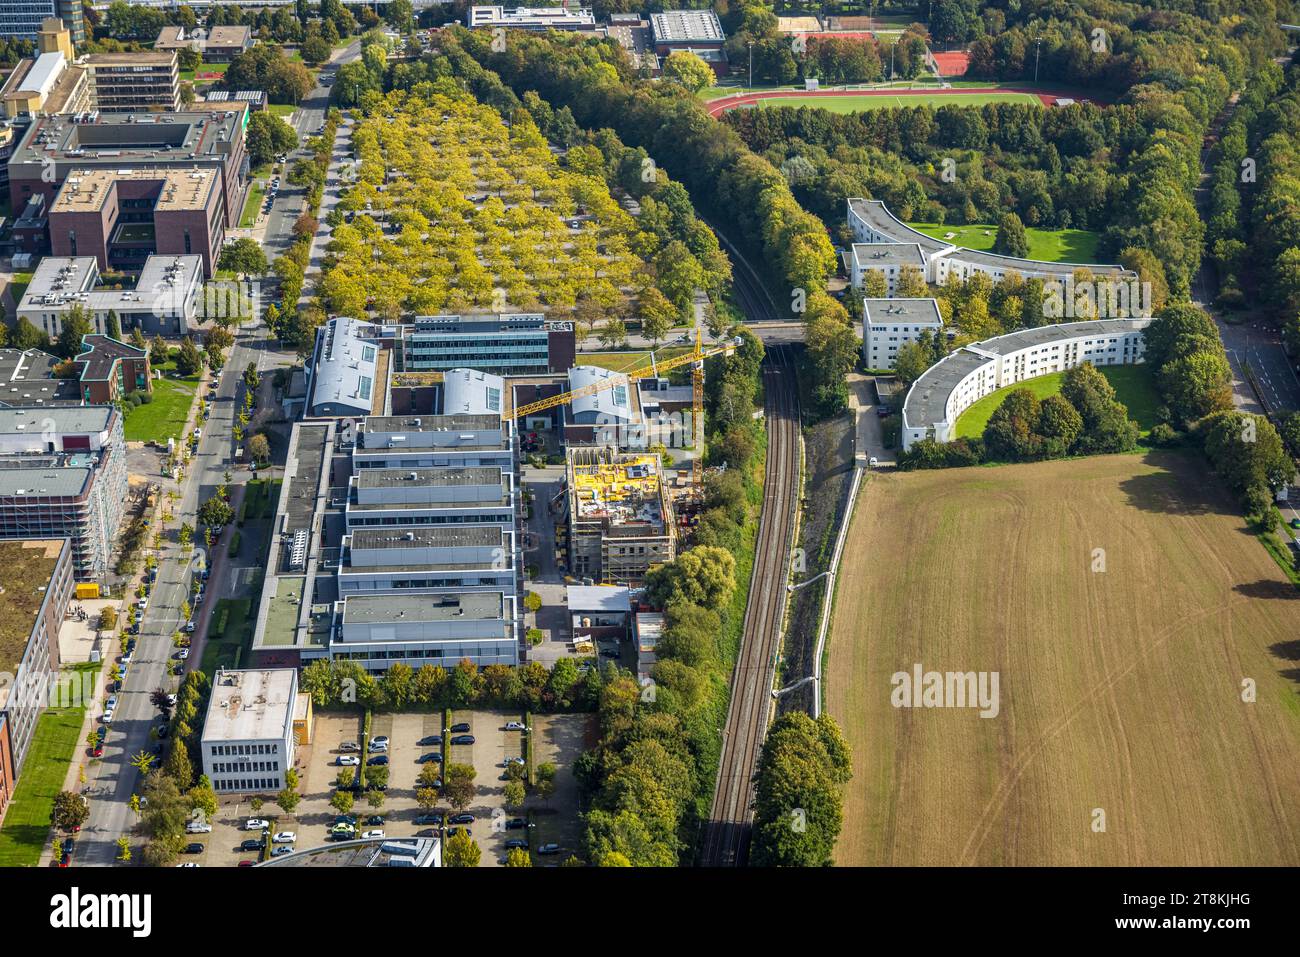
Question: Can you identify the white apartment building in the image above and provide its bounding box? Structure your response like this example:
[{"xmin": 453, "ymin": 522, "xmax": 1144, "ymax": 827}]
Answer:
[
  {"xmin": 846, "ymin": 198, "xmax": 1136, "ymax": 286},
  {"xmin": 900, "ymin": 318, "xmax": 1152, "ymax": 450},
  {"xmin": 200, "ymin": 669, "xmax": 301, "ymax": 794},
  {"xmin": 863, "ymin": 298, "xmax": 943, "ymax": 370},
  {"xmin": 850, "ymin": 243, "xmax": 927, "ymax": 295}
]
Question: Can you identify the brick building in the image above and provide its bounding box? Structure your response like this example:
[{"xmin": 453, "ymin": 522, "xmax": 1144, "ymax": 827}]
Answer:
[{"xmin": 73, "ymin": 335, "xmax": 151, "ymax": 405}]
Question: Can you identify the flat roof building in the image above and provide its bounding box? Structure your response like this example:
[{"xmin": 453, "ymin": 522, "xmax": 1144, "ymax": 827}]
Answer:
[
  {"xmin": 900, "ymin": 318, "xmax": 1152, "ymax": 450},
  {"xmin": 334, "ymin": 591, "xmax": 518, "ymax": 669},
  {"xmin": 7, "ymin": 106, "xmax": 249, "ymax": 238},
  {"xmin": 398, "ymin": 314, "xmax": 576, "ymax": 377},
  {"xmin": 0, "ymin": 538, "xmax": 72, "ymax": 814},
  {"xmin": 863, "ymin": 297, "xmax": 943, "ymax": 371},
  {"xmin": 850, "ymin": 242, "xmax": 927, "ymax": 295},
  {"xmin": 307, "ymin": 317, "xmax": 389, "ymax": 418},
  {"xmin": 83, "ymin": 50, "xmax": 180, "ymax": 113},
  {"xmin": 200, "ymin": 669, "xmax": 305, "ymax": 794},
  {"xmin": 154, "ymin": 25, "xmax": 252, "ymax": 61},
  {"xmin": 0, "ymin": 45, "xmax": 90, "ymax": 119},
  {"xmin": 0, "ymin": 347, "xmax": 80, "ymax": 406},
  {"xmin": 0, "ymin": 405, "xmax": 127, "ymax": 581},
  {"xmin": 466, "ymin": 6, "xmax": 599, "ymax": 31},
  {"xmin": 17, "ymin": 254, "xmax": 203, "ymax": 336},
  {"xmin": 567, "ymin": 448, "xmax": 674, "ymax": 585}
]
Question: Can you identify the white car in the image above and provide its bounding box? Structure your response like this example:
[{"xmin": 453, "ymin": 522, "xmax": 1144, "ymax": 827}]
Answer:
[
  {"xmin": 177, "ymin": 648, "xmax": 190, "ymax": 660},
  {"xmin": 101, "ymin": 709, "xmax": 114, "ymax": 724},
  {"xmin": 370, "ymin": 736, "xmax": 389, "ymax": 748},
  {"xmin": 186, "ymin": 822, "xmax": 212, "ymax": 834},
  {"xmin": 105, "ymin": 695, "xmax": 118, "ymax": 711},
  {"xmin": 505, "ymin": 721, "xmax": 527, "ymax": 731},
  {"xmin": 166, "ymin": 694, "xmax": 177, "ymax": 706},
  {"xmin": 137, "ymin": 597, "xmax": 149, "ymax": 610},
  {"xmin": 177, "ymin": 863, "xmax": 200, "ymax": 868},
  {"xmin": 184, "ymin": 621, "xmax": 196, "ymax": 633},
  {"xmin": 369, "ymin": 741, "xmax": 388, "ymax": 753},
  {"xmin": 337, "ymin": 755, "xmax": 360, "ymax": 766},
  {"xmin": 244, "ymin": 818, "xmax": 269, "ymax": 831},
  {"xmin": 272, "ymin": 831, "xmax": 296, "ymax": 844},
  {"xmin": 360, "ymin": 829, "xmax": 384, "ymax": 840}
]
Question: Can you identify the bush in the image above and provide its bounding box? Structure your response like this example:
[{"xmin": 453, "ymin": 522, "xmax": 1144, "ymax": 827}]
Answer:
[
  {"xmin": 227, "ymin": 530, "xmax": 241, "ymax": 558},
  {"xmin": 1148, "ymin": 422, "xmax": 1181, "ymax": 447},
  {"xmin": 137, "ymin": 391, "xmax": 153, "ymax": 404}
]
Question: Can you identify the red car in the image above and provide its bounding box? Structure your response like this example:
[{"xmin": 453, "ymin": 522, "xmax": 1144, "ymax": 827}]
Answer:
[{"xmin": 90, "ymin": 746, "xmax": 103, "ymax": 758}]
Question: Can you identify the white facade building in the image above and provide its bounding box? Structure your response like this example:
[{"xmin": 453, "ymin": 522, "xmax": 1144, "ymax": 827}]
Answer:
[
  {"xmin": 846, "ymin": 198, "xmax": 1136, "ymax": 286},
  {"xmin": 863, "ymin": 298, "xmax": 943, "ymax": 370},
  {"xmin": 850, "ymin": 243, "xmax": 927, "ymax": 295},
  {"xmin": 900, "ymin": 319, "xmax": 1152, "ymax": 450},
  {"xmin": 200, "ymin": 669, "xmax": 298, "ymax": 794}
]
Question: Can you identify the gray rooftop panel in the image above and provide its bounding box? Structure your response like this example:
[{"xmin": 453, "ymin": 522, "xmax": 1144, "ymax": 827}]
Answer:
[{"xmin": 341, "ymin": 591, "xmax": 505, "ymax": 624}]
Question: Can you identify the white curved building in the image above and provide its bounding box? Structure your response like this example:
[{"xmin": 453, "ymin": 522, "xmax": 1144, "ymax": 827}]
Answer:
[
  {"xmin": 900, "ymin": 318, "xmax": 1152, "ymax": 451},
  {"xmin": 847, "ymin": 198, "xmax": 1136, "ymax": 287}
]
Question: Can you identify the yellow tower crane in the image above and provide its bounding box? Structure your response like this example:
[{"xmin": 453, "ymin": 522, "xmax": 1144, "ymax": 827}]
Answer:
[{"xmin": 511, "ymin": 329, "xmax": 739, "ymax": 490}]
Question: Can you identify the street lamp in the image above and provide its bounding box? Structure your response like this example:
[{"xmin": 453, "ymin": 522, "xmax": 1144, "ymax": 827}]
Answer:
[
  {"xmin": 1034, "ymin": 37, "xmax": 1043, "ymax": 84},
  {"xmin": 747, "ymin": 41, "xmax": 753, "ymax": 91}
]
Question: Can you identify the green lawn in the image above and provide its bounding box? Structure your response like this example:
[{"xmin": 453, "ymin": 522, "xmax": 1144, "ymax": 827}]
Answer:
[
  {"xmin": 8, "ymin": 271, "xmax": 33, "ymax": 307},
  {"xmin": 755, "ymin": 91, "xmax": 1040, "ymax": 112},
  {"xmin": 954, "ymin": 365, "xmax": 1162, "ymax": 440},
  {"xmin": 268, "ymin": 103, "xmax": 297, "ymax": 118},
  {"xmin": 908, "ymin": 221, "xmax": 1102, "ymax": 264},
  {"xmin": 202, "ymin": 598, "xmax": 253, "ymax": 676},
  {"xmin": 123, "ymin": 376, "xmax": 198, "ymax": 443},
  {"xmin": 0, "ymin": 677, "xmax": 95, "ymax": 866},
  {"xmin": 240, "ymin": 180, "xmax": 266, "ymax": 228},
  {"xmin": 577, "ymin": 347, "xmax": 691, "ymax": 374}
]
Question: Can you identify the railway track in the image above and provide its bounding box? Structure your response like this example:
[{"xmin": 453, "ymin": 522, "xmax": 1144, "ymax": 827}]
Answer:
[{"xmin": 700, "ymin": 344, "xmax": 802, "ymax": 866}]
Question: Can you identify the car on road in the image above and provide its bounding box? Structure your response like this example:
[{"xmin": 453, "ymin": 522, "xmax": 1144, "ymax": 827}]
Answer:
[
  {"xmin": 186, "ymin": 822, "xmax": 212, "ymax": 834},
  {"xmin": 101, "ymin": 709, "xmax": 114, "ymax": 724},
  {"xmin": 449, "ymin": 722, "xmax": 471, "ymax": 733},
  {"xmin": 366, "ymin": 755, "xmax": 388, "ymax": 766},
  {"xmin": 417, "ymin": 752, "xmax": 442, "ymax": 763},
  {"xmin": 137, "ymin": 596, "xmax": 148, "ymax": 610},
  {"xmin": 89, "ymin": 745, "xmax": 103, "ymax": 758},
  {"xmin": 119, "ymin": 651, "xmax": 132, "ymax": 664},
  {"xmin": 504, "ymin": 838, "xmax": 528, "ymax": 849},
  {"xmin": 537, "ymin": 843, "xmax": 561, "ymax": 855},
  {"xmin": 504, "ymin": 721, "xmax": 527, "ymax": 731},
  {"xmin": 450, "ymin": 734, "xmax": 475, "ymax": 745},
  {"xmin": 244, "ymin": 818, "xmax": 269, "ymax": 831},
  {"xmin": 337, "ymin": 755, "xmax": 360, "ymax": 766},
  {"xmin": 183, "ymin": 621, "xmax": 196, "ymax": 633},
  {"xmin": 272, "ymin": 832, "xmax": 296, "ymax": 844},
  {"xmin": 105, "ymin": 695, "xmax": 117, "ymax": 710},
  {"xmin": 360, "ymin": 829, "xmax": 384, "ymax": 839},
  {"xmin": 239, "ymin": 839, "xmax": 263, "ymax": 852},
  {"xmin": 417, "ymin": 735, "xmax": 441, "ymax": 746},
  {"xmin": 184, "ymin": 842, "xmax": 204, "ymax": 854},
  {"xmin": 449, "ymin": 813, "xmax": 474, "ymax": 825}
]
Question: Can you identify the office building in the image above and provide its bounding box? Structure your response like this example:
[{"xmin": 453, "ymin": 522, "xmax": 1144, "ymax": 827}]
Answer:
[
  {"xmin": 154, "ymin": 24, "xmax": 253, "ymax": 61},
  {"xmin": 0, "ymin": 18, "xmax": 88, "ymax": 119},
  {"xmin": 566, "ymin": 447, "xmax": 675, "ymax": 584},
  {"xmin": 0, "ymin": 4, "xmax": 83, "ymax": 43},
  {"xmin": 72, "ymin": 334, "xmax": 151, "ymax": 405},
  {"xmin": 83, "ymin": 51, "xmax": 180, "ymax": 112},
  {"xmin": 0, "ymin": 405, "xmax": 127, "ymax": 581},
  {"xmin": 200, "ymin": 669, "xmax": 308, "ymax": 794},
  {"xmin": 17, "ymin": 254, "xmax": 204, "ymax": 336},
  {"xmin": 398, "ymin": 314, "xmax": 575, "ymax": 376},
  {"xmin": 0, "ymin": 347, "xmax": 79, "ymax": 406},
  {"xmin": 0, "ymin": 537, "xmax": 72, "ymax": 814},
  {"xmin": 466, "ymin": 6, "xmax": 599, "ymax": 31}
]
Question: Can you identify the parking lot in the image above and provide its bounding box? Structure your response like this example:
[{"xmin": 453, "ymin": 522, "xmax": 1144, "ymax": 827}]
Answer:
[{"xmin": 188, "ymin": 708, "xmax": 590, "ymax": 865}]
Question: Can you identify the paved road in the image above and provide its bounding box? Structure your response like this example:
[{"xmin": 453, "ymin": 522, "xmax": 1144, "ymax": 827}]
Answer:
[{"xmin": 78, "ymin": 318, "xmax": 290, "ymax": 865}]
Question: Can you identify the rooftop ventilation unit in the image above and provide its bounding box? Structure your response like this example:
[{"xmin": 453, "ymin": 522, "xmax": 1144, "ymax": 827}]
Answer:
[{"xmin": 288, "ymin": 528, "xmax": 308, "ymax": 569}]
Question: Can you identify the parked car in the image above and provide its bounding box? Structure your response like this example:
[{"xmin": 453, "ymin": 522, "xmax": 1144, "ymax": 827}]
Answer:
[
  {"xmin": 175, "ymin": 649, "xmax": 189, "ymax": 660},
  {"xmin": 334, "ymin": 815, "xmax": 357, "ymax": 826},
  {"xmin": 505, "ymin": 757, "xmax": 525, "ymax": 767},
  {"xmin": 166, "ymin": 694, "xmax": 177, "ymax": 706},
  {"xmin": 504, "ymin": 818, "xmax": 528, "ymax": 830},
  {"xmin": 537, "ymin": 843, "xmax": 561, "ymax": 855},
  {"xmin": 186, "ymin": 822, "xmax": 212, "ymax": 834},
  {"xmin": 105, "ymin": 695, "xmax": 118, "ymax": 711},
  {"xmin": 370, "ymin": 736, "xmax": 389, "ymax": 748},
  {"xmin": 450, "ymin": 734, "xmax": 475, "ymax": 745},
  {"xmin": 183, "ymin": 621, "xmax": 196, "ymax": 633},
  {"xmin": 339, "ymin": 741, "xmax": 360, "ymax": 752},
  {"xmin": 101, "ymin": 709, "xmax": 114, "ymax": 724},
  {"xmin": 244, "ymin": 818, "xmax": 269, "ymax": 831},
  {"xmin": 184, "ymin": 842, "xmax": 204, "ymax": 854},
  {"xmin": 446, "ymin": 826, "xmax": 470, "ymax": 838},
  {"xmin": 417, "ymin": 752, "xmax": 442, "ymax": 764},
  {"xmin": 330, "ymin": 823, "xmax": 355, "ymax": 836},
  {"xmin": 272, "ymin": 846, "xmax": 293, "ymax": 856},
  {"xmin": 449, "ymin": 722, "xmax": 471, "ymax": 733},
  {"xmin": 366, "ymin": 755, "xmax": 388, "ymax": 766},
  {"xmin": 417, "ymin": 735, "xmax": 441, "ymax": 746},
  {"xmin": 369, "ymin": 740, "xmax": 389, "ymax": 752},
  {"xmin": 364, "ymin": 816, "xmax": 384, "ymax": 827},
  {"xmin": 337, "ymin": 755, "xmax": 360, "ymax": 766},
  {"xmin": 449, "ymin": 813, "xmax": 474, "ymax": 825},
  {"xmin": 272, "ymin": 832, "xmax": 296, "ymax": 844},
  {"xmin": 360, "ymin": 829, "xmax": 384, "ymax": 839},
  {"xmin": 504, "ymin": 838, "xmax": 528, "ymax": 850},
  {"xmin": 504, "ymin": 721, "xmax": 527, "ymax": 731},
  {"xmin": 239, "ymin": 839, "xmax": 263, "ymax": 852},
  {"xmin": 89, "ymin": 745, "xmax": 104, "ymax": 758}
]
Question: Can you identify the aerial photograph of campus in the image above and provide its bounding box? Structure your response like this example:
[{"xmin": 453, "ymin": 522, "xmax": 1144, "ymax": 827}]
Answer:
[{"xmin": 0, "ymin": 0, "xmax": 1293, "ymax": 933}]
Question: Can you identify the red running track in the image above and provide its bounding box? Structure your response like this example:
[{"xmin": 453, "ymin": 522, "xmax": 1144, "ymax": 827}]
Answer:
[{"xmin": 705, "ymin": 85, "xmax": 1099, "ymax": 117}]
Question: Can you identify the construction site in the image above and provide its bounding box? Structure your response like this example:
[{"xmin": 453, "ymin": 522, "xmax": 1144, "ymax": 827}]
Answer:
[{"xmin": 564, "ymin": 449, "xmax": 677, "ymax": 586}]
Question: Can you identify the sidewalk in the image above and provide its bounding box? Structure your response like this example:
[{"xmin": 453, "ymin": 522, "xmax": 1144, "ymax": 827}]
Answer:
[{"xmin": 186, "ymin": 482, "xmax": 248, "ymax": 672}]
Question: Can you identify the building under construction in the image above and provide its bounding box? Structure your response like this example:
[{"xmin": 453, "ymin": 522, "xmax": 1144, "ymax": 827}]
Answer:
[{"xmin": 566, "ymin": 448, "xmax": 675, "ymax": 585}]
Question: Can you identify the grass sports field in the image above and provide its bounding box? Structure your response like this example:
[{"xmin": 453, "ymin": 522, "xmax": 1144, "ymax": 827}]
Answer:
[
  {"xmin": 826, "ymin": 452, "xmax": 1300, "ymax": 865},
  {"xmin": 754, "ymin": 91, "xmax": 1040, "ymax": 112},
  {"xmin": 954, "ymin": 365, "xmax": 1161, "ymax": 440},
  {"xmin": 908, "ymin": 221, "xmax": 1102, "ymax": 262}
]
